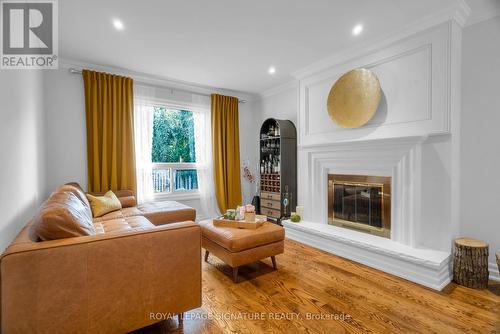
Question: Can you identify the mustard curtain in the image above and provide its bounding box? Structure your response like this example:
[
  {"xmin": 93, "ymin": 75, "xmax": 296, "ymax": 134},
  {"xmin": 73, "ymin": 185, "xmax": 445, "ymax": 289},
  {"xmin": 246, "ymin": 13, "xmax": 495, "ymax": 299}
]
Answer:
[
  {"xmin": 211, "ymin": 94, "xmax": 242, "ymax": 213},
  {"xmin": 82, "ymin": 69, "xmax": 136, "ymax": 193}
]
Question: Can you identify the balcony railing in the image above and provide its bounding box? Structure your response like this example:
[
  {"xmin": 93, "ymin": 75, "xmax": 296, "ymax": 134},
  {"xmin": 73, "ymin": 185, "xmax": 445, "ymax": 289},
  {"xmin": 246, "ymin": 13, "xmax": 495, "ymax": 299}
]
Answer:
[{"xmin": 152, "ymin": 163, "xmax": 199, "ymax": 195}]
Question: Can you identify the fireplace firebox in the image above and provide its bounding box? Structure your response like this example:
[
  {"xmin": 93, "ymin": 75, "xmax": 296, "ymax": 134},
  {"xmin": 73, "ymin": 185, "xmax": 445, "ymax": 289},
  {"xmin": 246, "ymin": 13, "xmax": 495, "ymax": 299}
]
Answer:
[{"xmin": 328, "ymin": 174, "xmax": 391, "ymax": 238}]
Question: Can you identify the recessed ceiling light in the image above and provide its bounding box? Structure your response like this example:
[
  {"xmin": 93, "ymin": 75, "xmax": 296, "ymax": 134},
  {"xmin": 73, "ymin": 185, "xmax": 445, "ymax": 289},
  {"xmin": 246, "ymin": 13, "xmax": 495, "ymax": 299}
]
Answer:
[
  {"xmin": 268, "ymin": 66, "xmax": 276, "ymax": 75},
  {"xmin": 352, "ymin": 24, "xmax": 363, "ymax": 36},
  {"xmin": 112, "ymin": 18, "xmax": 124, "ymax": 31}
]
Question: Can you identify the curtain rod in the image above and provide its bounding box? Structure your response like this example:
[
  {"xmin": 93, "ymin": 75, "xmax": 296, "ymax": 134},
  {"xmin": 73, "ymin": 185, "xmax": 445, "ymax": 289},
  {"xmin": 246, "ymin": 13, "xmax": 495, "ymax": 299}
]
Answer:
[{"xmin": 68, "ymin": 68, "xmax": 247, "ymax": 103}]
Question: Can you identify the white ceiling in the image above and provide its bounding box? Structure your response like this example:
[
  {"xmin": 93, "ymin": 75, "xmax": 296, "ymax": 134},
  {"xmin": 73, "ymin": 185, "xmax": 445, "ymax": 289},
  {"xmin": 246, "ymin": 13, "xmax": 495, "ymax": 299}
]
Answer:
[{"xmin": 59, "ymin": 0, "xmax": 497, "ymax": 94}]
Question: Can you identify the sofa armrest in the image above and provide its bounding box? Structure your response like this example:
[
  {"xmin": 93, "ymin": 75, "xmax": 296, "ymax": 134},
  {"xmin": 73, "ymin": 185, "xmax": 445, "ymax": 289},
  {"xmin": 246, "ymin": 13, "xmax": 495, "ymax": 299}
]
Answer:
[{"xmin": 1, "ymin": 222, "xmax": 201, "ymax": 333}]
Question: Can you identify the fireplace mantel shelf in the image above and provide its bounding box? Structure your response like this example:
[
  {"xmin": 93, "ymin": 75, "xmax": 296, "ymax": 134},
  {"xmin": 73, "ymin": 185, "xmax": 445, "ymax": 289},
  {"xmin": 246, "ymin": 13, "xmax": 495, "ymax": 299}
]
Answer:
[{"xmin": 282, "ymin": 220, "xmax": 452, "ymax": 290}]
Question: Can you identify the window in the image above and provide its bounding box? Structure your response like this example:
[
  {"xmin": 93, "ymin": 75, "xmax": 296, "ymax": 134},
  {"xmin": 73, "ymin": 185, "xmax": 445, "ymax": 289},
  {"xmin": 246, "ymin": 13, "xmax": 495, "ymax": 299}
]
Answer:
[{"xmin": 151, "ymin": 106, "xmax": 199, "ymax": 195}]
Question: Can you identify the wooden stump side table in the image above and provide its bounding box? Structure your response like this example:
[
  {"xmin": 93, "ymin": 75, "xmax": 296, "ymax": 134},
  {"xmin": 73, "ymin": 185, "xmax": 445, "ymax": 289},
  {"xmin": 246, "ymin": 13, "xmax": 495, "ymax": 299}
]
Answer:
[{"xmin": 453, "ymin": 238, "xmax": 489, "ymax": 289}]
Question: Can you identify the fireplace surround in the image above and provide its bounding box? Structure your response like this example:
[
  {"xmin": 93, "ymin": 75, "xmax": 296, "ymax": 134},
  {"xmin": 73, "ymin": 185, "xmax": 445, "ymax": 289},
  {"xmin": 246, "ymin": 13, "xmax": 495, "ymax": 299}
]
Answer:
[{"xmin": 283, "ymin": 136, "xmax": 453, "ymax": 290}]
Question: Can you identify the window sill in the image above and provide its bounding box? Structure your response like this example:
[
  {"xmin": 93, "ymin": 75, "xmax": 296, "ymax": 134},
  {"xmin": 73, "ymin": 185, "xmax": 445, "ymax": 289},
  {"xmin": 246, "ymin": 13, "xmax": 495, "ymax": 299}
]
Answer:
[{"xmin": 153, "ymin": 191, "xmax": 201, "ymax": 202}]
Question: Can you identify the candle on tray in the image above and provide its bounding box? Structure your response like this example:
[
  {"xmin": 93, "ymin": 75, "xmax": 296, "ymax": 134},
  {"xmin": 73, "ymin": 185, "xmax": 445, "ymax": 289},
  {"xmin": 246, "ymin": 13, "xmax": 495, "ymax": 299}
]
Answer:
[{"xmin": 296, "ymin": 206, "xmax": 304, "ymax": 218}]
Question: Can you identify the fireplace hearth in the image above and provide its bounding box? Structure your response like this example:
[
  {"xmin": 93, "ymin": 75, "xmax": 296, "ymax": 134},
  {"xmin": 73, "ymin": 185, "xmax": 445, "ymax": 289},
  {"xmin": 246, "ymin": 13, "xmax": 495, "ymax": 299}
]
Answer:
[{"xmin": 328, "ymin": 174, "xmax": 391, "ymax": 238}]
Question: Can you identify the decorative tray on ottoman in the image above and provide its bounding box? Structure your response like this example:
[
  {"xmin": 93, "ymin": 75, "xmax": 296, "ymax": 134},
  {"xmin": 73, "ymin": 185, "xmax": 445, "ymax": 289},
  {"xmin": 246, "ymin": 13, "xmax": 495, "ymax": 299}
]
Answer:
[{"xmin": 213, "ymin": 215, "xmax": 267, "ymax": 229}]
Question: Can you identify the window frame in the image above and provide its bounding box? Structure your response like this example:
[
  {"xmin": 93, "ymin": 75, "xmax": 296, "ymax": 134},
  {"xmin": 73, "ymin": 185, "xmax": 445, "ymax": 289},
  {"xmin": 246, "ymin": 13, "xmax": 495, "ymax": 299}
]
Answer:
[
  {"xmin": 142, "ymin": 97, "xmax": 209, "ymax": 201},
  {"xmin": 152, "ymin": 162, "xmax": 199, "ymax": 200}
]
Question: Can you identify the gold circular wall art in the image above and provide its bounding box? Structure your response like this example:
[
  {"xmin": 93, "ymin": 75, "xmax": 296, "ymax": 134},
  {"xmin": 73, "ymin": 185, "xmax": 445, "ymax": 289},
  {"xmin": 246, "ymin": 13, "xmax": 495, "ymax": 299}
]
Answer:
[{"xmin": 327, "ymin": 68, "xmax": 381, "ymax": 128}]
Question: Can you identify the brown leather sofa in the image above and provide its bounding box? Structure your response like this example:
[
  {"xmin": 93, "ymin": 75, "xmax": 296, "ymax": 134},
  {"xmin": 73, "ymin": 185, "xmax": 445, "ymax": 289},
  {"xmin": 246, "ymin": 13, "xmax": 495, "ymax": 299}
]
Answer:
[{"xmin": 0, "ymin": 183, "xmax": 201, "ymax": 334}]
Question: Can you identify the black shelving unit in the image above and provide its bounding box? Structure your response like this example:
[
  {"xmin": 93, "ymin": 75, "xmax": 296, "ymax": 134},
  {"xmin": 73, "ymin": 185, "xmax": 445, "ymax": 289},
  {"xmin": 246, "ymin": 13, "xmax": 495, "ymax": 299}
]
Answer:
[{"xmin": 259, "ymin": 118, "xmax": 297, "ymax": 223}]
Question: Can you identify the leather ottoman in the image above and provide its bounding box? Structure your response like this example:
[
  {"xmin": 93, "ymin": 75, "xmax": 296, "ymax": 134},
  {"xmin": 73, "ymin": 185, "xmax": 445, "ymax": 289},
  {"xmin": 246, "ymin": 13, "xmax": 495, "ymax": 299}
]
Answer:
[{"xmin": 198, "ymin": 219, "xmax": 285, "ymax": 282}]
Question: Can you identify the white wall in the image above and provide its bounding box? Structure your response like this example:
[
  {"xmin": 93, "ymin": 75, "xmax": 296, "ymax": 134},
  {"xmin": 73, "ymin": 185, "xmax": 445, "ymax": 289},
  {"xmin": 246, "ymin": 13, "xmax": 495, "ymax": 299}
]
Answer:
[
  {"xmin": 0, "ymin": 71, "xmax": 46, "ymax": 251},
  {"xmin": 239, "ymin": 99, "xmax": 261, "ymax": 204},
  {"xmin": 260, "ymin": 85, "xmax": 298, "ymax": 126},
  {"xmin": 44, "ymin": 69, "xmax": 87, "ymax": 194},
  {"xmin": 461, "ymin": 17, "xmax": 500, "ymax": 277}
]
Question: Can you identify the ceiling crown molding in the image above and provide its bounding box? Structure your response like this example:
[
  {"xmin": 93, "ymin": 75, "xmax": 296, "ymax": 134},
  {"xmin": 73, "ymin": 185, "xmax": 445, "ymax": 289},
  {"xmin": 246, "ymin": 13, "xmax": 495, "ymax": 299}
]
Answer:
[
  {"xmin": 291, "ymin": 0, "xmax": 471, "ymax": 80},
  {"xmin": 465, "ymin": 0, "xmax": 500, "ymax": 27},
  {"xmin": 259, "ymin": 80, "xmax": 298, "ymax": 99},
  {"xmin": 453, "ymin": 0, "xmax": 472, "ymax": 27},
  {"xmin": 59, "ymin": 58, "xmax": 260, "ymax": 102}
]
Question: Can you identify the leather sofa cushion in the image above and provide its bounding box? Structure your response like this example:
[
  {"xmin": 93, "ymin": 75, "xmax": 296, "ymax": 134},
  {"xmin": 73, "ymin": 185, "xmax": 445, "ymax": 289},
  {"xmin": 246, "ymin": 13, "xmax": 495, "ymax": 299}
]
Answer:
[
  {"xmin": 92, "ymin": 207, "xmax": 143, "ymax": 223},
  {"xmin": 33, "ymin": 191, "xmax": 96, "ymax": 240},
  {"xmin": 93, "ymin": 216, "xmax": 155, "ymax": 235},
  {"xmin": 138, "ymin": 201, "xmax": 196, "ymax": 226},
  {"xmin": 57, "ymin": 184, "xmax": 91, "ymax": 211},
  {"xmin": 198, "ymin": 219, "xmax": 285, "ymax": 252}
]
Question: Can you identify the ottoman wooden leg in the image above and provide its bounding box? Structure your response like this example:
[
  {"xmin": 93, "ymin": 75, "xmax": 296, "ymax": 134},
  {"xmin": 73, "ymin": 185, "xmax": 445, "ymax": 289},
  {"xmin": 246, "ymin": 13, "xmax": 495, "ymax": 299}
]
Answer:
[
  {"xmin": 204, "ymin": 250, "xmax": 210, "ymax": 262},
  {"xmin": 232, "ymin": 267, "xmax": 239, "ymax": 283},
  {"xmin": 271, "ymin": 256, "xmax": 277, "ymax": 270}
]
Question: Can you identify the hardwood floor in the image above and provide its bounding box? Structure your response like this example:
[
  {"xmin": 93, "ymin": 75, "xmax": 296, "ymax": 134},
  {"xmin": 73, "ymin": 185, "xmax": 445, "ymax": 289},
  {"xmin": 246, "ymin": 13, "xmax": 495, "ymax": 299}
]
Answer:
[{"xmin": 134, "ymin": 239, "xmax": 500, "ymax": 334}]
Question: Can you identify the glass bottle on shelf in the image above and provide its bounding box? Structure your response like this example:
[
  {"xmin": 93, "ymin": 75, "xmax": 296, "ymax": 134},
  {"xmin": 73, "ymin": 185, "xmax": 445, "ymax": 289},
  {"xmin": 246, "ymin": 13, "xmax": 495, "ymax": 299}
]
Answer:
[
  {"xmin": 260, "ymin": 160, "xmax": 265, "ymax": 174},
  {"xmin": 269, "ymin": 125, "xmax": 274, "ymax": 136}
]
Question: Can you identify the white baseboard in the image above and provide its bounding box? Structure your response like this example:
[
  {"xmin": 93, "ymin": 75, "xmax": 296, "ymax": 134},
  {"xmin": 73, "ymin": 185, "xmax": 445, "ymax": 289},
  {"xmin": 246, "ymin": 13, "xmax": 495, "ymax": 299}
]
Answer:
[{"xmin": 283, "ymin": 221, "xmax": 452, "ymax": 291}]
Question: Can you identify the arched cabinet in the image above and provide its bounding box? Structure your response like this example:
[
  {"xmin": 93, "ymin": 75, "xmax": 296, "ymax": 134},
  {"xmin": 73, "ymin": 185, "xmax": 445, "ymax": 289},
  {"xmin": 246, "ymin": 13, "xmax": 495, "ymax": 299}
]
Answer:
[{"xmin": 259, "ymin": 118, "xmax": 297, "ymax": 223}]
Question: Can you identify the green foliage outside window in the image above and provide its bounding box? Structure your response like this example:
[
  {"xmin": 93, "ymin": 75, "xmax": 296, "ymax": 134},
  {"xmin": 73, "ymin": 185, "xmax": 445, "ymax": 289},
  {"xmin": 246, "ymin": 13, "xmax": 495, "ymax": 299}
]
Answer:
[{"xmin": 151, "ymin": 107, "xmax": 196, "ymax": 163}]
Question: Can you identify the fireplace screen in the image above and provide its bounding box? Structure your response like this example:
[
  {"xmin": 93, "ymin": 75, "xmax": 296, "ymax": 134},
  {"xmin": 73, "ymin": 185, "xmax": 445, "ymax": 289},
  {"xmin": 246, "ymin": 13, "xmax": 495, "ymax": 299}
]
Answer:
[{"xmin": 328, "ymin": 174, "xmax": 391, "ymax": 238}]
